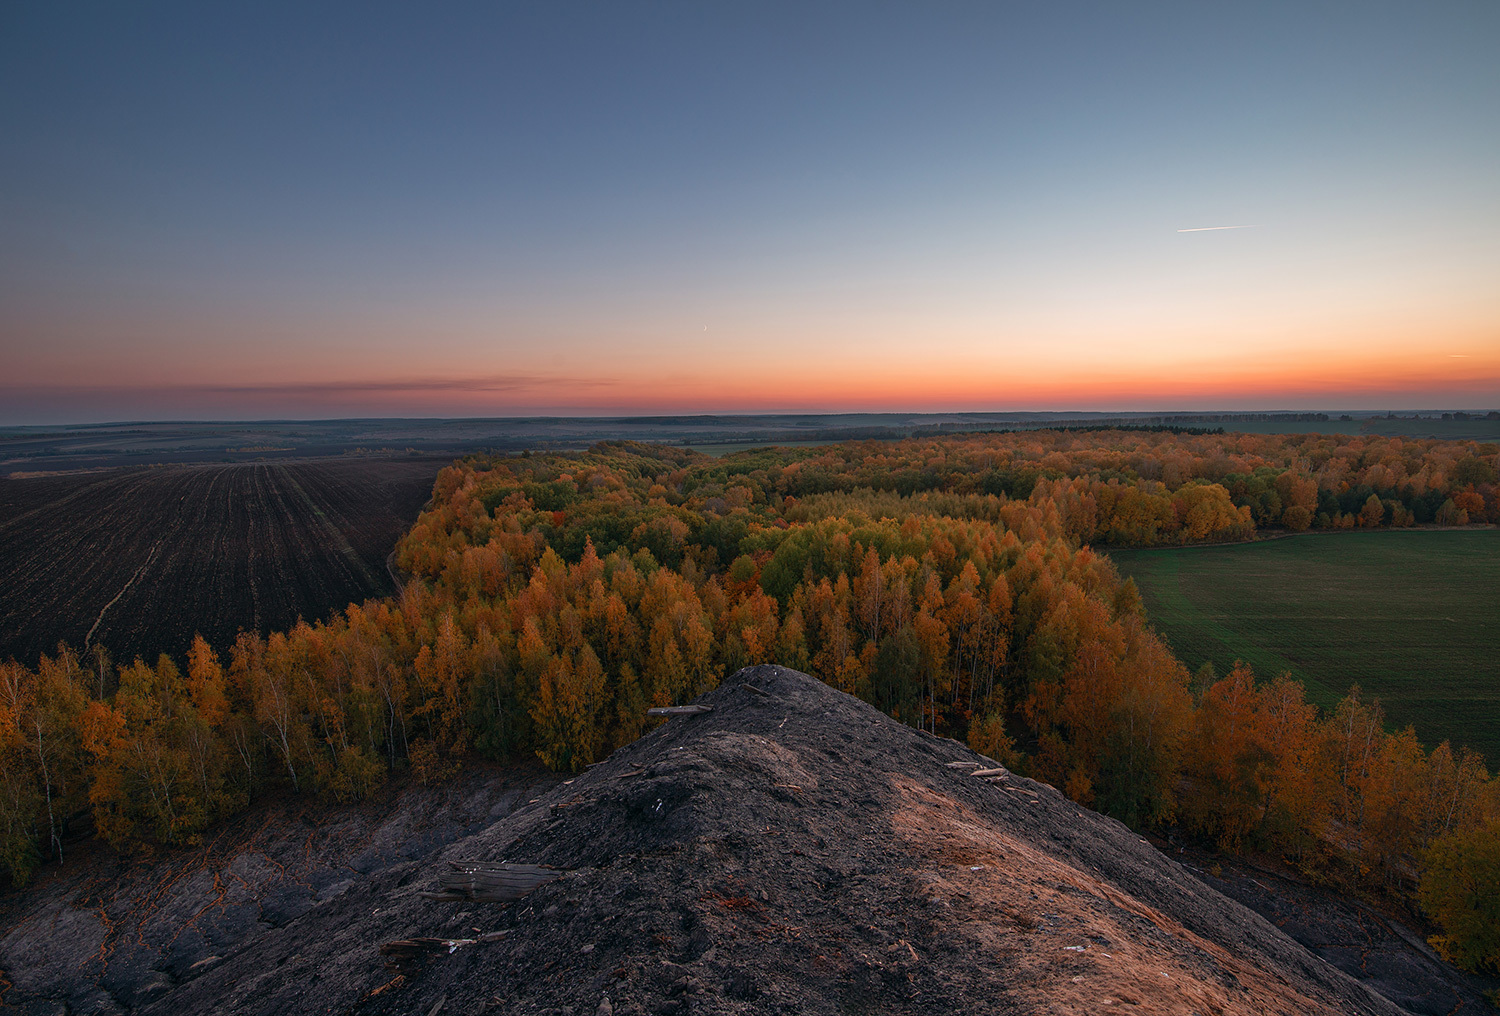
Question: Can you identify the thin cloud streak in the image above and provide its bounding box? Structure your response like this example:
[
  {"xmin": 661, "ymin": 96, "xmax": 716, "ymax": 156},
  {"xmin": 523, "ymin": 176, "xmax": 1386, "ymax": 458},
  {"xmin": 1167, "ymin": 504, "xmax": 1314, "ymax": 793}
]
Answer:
[
  {"xmin": 1176, "ymin": 225, "xmax": 1260, "ymax": 232},
  {"xmin": 2, "ymin": 375, "xmax": 623, "ymax": 398},
  {"xmin": 198, "ymin": 375, "xmax": 623, "ymax": 396}
]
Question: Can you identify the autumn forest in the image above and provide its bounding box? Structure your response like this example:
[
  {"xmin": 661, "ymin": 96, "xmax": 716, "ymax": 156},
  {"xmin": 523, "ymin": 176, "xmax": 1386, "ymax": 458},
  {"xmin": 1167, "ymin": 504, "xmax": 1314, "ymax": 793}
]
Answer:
[{"xmin": 3, "ymin": 428, "xmax": 1499, "ymax": 971}]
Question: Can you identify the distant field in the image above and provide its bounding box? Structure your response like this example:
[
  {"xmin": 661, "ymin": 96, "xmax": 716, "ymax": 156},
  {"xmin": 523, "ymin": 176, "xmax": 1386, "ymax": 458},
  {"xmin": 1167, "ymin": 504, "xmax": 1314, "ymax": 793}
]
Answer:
[
  {"xmin": 0, "ymin": 459, "xmax": 441, "ymax": 667},
  {"xmin": 684, "ymin": 439, "xmax": 840, "ymax": 457},
  {"xmin": 1207, "ymin": 418, "xmax": 1500, "ymax": 440},
  {"xmin": 1107, "ymin": 531, "xmax": 1500, "ymax": 763}
]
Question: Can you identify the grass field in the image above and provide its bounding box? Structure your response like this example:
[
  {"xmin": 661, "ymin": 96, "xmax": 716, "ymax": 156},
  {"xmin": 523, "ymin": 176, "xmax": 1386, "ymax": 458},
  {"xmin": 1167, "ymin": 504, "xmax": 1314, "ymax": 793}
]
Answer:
[{"xmin": 1107, "ymin": 530, "xmax": 1500, "ymax": 764}]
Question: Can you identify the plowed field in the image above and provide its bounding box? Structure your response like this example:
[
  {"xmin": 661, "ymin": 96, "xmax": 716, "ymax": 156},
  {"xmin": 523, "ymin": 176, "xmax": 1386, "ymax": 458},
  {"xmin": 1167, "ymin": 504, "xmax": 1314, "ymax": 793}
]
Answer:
[{"xmin": 0, "ymin": 459, "xmax": 442, "ymax": 667}]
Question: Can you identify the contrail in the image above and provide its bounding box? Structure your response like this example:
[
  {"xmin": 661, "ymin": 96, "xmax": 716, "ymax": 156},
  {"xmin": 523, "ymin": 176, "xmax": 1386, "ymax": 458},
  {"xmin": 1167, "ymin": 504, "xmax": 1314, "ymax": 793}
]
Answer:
[{"xmin": 1177, "ymin": 224, "xmax": 1259, "ymax": 232}]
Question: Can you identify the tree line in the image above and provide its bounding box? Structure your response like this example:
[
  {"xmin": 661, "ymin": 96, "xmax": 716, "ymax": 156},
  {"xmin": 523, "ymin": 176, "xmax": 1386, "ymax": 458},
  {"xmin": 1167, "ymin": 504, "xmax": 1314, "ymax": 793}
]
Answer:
[{"xmin": 1, "ymin": 432, "xmax": 1497, "ymax": 970}]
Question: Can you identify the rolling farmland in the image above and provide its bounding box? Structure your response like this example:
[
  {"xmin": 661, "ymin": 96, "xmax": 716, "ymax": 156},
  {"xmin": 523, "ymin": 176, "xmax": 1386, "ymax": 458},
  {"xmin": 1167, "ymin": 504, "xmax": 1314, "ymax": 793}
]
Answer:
[
  {"xmin": 1108, "ymin": 530, "xmax": 1500, "ymax": 763},
  {"xmin": 0, "ymin": 459, "xmax": 442, "ymax": 668}
]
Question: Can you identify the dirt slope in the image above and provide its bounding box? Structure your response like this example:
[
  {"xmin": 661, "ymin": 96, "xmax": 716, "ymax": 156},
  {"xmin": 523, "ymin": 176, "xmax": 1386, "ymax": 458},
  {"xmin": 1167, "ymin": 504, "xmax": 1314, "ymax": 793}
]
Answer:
[
  {"xmin": 1186, "ymin": 851, "xmax": 1500, "ymax": 1015},
  {"xmin": 0, "ymin": 765, "xmax": 560, "ymax": 1015},
  {"xmin": 2, "ymin": 666, "xmax": 1424, "ymax": 1014}
]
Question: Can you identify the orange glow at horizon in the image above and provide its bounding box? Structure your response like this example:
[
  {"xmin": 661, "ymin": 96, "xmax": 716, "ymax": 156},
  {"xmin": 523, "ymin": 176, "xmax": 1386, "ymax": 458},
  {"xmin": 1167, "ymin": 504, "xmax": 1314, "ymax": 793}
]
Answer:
[
  {"xmin": 9, "ymin": 350, "xmax": 1495, "ymax": 419},
  {"xmin": 5, "ymin": 298, "xmax": 1496, "ymax": 420}
]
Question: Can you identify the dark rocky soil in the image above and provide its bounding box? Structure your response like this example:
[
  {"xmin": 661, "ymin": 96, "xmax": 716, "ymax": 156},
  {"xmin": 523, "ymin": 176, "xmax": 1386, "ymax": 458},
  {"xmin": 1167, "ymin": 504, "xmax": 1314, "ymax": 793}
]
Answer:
[
  {"xmin": 1177, "ymin": 849, "xmax": 1500, "ymax": 1014},
  {"xmin": 0, "ymin": 765, "xmax": 561, "ymax": 1015},
  {"xmin": 0, "ymin": 666, "xmax": 1474, "ymax": 1015}
]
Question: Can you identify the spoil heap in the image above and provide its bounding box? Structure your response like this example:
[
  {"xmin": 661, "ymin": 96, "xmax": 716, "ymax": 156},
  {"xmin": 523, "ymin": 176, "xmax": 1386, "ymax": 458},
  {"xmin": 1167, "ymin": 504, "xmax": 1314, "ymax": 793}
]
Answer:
[{"xmin": 4, "ymin": 666, "xmax": 1422, "ymax": 1014}]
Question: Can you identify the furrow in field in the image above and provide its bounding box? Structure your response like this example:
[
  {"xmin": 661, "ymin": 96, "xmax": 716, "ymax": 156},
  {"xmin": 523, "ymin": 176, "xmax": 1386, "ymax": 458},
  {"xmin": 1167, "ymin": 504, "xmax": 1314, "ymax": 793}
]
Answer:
[
  {"xmin": 279, "ymin": 465, "xmax": 381, "ymax": 592},
  {"xmin": 89, "ymin": 467, "xmax": 200, "ymax": 659},
  {"xmin": 0, "ymin": 470, "xmax": 159, "ymax": 658}
]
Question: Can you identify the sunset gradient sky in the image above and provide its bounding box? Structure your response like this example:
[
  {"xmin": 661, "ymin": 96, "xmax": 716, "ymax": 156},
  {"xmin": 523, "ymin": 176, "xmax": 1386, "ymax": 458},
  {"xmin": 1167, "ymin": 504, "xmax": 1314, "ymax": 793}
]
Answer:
[{"xmin": 2, "ymin": 2, "xmax": 1497, "ymax": 423}]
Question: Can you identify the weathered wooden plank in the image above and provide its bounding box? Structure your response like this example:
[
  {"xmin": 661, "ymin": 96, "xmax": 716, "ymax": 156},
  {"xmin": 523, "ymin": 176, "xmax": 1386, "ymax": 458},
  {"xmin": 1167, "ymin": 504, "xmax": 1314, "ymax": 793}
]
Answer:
[
  {"xmin": 380, "ymin": 931, "xmax": 511, "ymax": 972},
  {"xmin": 427, "ymin": 861, "xmax": 565, "ymax": 902},
  {"xmin": 970, "ymin": 767, "xmax": 1009, "ymax": 778},
  {"xmin": 380, "ymin": 937, "xmax": 470, "ymax": 958},
  {"xmin": 446, "ymin": 861, "xmax": 563, "ymax": 876},
  {"xmin": 646, "ymin": 704, "xmax": 713, "ymax": 716}
]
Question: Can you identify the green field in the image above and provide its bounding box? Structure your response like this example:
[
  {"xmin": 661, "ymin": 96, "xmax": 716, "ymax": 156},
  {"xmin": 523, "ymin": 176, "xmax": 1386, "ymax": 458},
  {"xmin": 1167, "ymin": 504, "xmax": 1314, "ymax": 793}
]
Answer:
[{"xmin": 1107, "ymin": 531, "xmax": 1500, "ymax": 764}]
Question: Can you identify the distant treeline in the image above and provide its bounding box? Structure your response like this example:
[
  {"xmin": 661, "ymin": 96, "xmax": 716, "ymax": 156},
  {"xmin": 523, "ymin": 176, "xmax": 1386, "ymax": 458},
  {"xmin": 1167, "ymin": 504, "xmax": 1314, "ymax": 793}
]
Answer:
[
  {"xmin": 1054, "ymin": 424, "xmax": 1228, "ymax": 436},
  {"xmin": 998, "ymin": 428, "xmax": 1498, "ymax": 535},
  {"xmin": 1141, "ymin": 412, "xmax": 1332, "ymax": 423},
  {"xmin": 676, "ymin": 412, "xmax": 1335, "ymax": 447},
  {"xmin": 2, "ymin": 430, "xmax": 1498, "ymax": 970}
]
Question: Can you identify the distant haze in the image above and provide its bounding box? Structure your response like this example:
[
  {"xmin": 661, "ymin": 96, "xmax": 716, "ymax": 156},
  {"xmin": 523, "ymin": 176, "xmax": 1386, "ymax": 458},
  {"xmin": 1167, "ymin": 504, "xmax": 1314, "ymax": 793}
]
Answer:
[{"xmin": 2, "ymin": 3, "xmax": 1497, "ymax": 424}]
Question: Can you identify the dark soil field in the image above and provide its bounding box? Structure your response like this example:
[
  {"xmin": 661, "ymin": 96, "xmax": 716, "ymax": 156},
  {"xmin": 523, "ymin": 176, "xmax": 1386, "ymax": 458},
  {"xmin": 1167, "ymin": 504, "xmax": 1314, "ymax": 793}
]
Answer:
[
  {"xmin": 1107, "ymin": 530, "xmax": 1500, "ymax": 764},
  {"xmin": 0, "ymin": 458, "xmax": 443, "ymax": 667}
]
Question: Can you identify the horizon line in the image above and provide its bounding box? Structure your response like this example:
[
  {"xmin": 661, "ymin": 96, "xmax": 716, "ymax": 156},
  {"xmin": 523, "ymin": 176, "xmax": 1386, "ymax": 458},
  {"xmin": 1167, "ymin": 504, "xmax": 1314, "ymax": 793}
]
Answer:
[{"xmin": 5, "ymin": 407, "xmax": 1497, "ymax": 430}]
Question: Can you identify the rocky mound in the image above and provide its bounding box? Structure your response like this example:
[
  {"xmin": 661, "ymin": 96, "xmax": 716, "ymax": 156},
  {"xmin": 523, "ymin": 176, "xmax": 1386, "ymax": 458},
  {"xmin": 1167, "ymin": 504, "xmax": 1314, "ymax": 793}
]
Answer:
[{"xmin": 2, "ymin": 666, "xmax": 1426, "ymax": 1014}]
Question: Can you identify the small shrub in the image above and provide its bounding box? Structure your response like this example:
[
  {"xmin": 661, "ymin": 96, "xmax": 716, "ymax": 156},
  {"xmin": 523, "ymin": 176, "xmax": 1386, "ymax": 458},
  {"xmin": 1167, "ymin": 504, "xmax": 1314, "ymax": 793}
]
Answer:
[{"xmin": 1420, "ymin": 819, "xmax": 1500, "ymax": 973}]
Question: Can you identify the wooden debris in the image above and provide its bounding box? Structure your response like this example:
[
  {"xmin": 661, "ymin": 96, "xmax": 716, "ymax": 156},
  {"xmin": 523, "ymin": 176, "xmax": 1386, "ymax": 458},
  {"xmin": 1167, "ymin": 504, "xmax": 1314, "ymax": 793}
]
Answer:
[
  {"xmin": 421, "ymin": 861, "xmax": 565, "ymax": 902},
  {"xmin": 381, "ymin": 937, "xmax": 468, "ymax": 959},
  {"xmin": 646, "ymin": 704, "xmax": 713, "ymax": 716},
  {"xmin": 380, "ymin": 932, "xmax": 512, "ymax": 971},
  {"xmin": 380, "ymin": 939, "xmax": 459, "ymax": 973},
  {"xmin": 970, "ymin": 767, "xmax": 1009, "ymax": 778},
  {"xmin": 361, "ymin": 973, "xmax": 405, "ymax": 1000},
  {"xmin": 945, "ymin": 761, "xmax": 980, "ymax": 768},
  {"xmin": 550, "ymin": 797, "xmax": 592, "ymax": 816}
]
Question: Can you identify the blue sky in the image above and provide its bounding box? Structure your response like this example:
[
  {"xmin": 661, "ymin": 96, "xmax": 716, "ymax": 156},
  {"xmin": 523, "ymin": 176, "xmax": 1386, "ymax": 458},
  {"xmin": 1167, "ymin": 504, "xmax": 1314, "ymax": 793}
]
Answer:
[{"xmin": 2, "ymin": 2, "xmax": 1497, "ymax": 422}]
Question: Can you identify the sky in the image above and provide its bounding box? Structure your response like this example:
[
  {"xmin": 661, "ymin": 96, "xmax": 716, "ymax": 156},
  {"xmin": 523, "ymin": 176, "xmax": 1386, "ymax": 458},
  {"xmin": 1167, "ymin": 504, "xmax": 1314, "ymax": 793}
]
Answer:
[{"xmin": 2, "ymin": 2, "xmax": 1497, "ymax": 423}]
